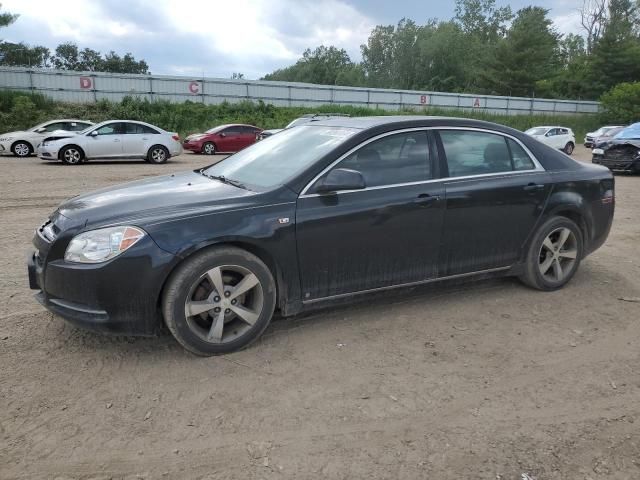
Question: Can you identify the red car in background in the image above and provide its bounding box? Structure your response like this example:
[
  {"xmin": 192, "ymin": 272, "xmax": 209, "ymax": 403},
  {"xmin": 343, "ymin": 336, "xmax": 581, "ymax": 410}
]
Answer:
[{"xmin": 183, "ymin": 124, "xmax": 262, "ymax": 155}]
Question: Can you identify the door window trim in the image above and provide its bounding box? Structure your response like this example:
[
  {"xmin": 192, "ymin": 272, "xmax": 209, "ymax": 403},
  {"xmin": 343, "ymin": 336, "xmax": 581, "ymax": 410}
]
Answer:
[{"xmin": 299, "ymin": 126, "xmax": 545, "ymax": 198}]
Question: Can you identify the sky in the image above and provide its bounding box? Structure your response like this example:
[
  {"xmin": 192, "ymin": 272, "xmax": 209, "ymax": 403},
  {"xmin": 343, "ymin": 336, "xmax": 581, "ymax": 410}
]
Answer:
[{"xmin": 1, "ymin": 0, "xmax": 584, "ymax": 79}]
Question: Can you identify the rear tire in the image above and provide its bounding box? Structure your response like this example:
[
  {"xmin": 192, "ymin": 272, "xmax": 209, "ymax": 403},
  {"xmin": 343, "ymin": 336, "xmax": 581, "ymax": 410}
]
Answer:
[
  {"xmin": 162, "ymin": 246, "xmax": 276, "ymax": 356},
  {"xmin": 519, "ymin": 216, "xmax": 583, "ymax": 291},
  {"xmin": 202, "ymin": 142, "xmax": 216, "ymax": 155},
  {"xmin": 563, "ymin": 142, "xmax": 574, "ymax": 155},
  {"xmin": 60, "ymin": 146, "xmax": 84, "ymax": 165},
  {"xmin": 11, "ymin": 141, "xmax": 32, "ymax": 157},
  {"xmin": 148, "ymin": 145, "xmax": 169, "ymax": 164}
]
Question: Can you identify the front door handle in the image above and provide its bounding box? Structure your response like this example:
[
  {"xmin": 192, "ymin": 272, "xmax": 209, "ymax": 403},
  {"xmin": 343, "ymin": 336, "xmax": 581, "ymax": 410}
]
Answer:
[
  {"xmin": 113, "ymin": 139, "xmax": 121, "ymax": 142},
  {"xmin": 414, "ymin": 193, "xmax": 440, "ymax": 206},
  {"xmin": 523, "ymin": 183, "xmax": 544, "ymax": 192}
]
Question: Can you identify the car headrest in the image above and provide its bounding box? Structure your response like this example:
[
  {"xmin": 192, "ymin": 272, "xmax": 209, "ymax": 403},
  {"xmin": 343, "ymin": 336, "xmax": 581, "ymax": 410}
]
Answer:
[{"xmin": 484, "ymin": 142, "xmax": 511, "ymax": 170}]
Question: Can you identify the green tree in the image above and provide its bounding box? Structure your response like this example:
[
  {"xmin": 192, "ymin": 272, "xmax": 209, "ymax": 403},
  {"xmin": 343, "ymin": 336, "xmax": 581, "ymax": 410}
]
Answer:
[
  {"xmin": 482, "ymin": 7, "xmax": 561, "ymax": 96},
  {"xmin": 0, "ymin": 2, "xmax": 17, "ymax": 30},
  {"xmin": 588, "ymin": 0, "xmax": 640, "ymax": 94},
  {"xmin": 263, "ymin": 46, "xmax": 354, "ymax": 85},
  {"xmin": 600, "ymin": 81, "xmax": 640, "ymax": 122},
  {"xmin": 0, "ymin": 42, "xmax": 50, "ymax": 67},
  {"xmin": 52, "ymin": 42, "xmax": 81, "ymax": 70}
]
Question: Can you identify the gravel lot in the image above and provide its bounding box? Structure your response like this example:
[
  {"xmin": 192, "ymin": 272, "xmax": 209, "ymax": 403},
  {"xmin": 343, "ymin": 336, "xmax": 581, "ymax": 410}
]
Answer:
[{"xmin": 1, "ymin": 146, "xmax": 639, "ymax": 479}]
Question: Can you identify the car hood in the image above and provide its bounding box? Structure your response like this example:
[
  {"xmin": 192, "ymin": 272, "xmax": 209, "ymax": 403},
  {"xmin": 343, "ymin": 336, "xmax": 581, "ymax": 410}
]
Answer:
[
  {"xmin": 0, "ymin": 130, "xmax": 28, "ymax": 138},
  {"xmin": 600, "ymin": 139, "xmax": 640, "ymax": 149},
  {"xmin": 57, "ymin": 170, "xmax": 256, "ymax": 227}
]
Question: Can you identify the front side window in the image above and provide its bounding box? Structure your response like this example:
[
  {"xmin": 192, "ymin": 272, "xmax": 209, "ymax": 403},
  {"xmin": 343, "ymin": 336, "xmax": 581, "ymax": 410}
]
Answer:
[
  {"xmin": 440, "ymin": 130, "xmax": 535, "ymax": 177},
  {"xmin": 334, "ymin": 131, "xmax": 432, "ymax": 187},
  {"xmin": 42, "ymin": 122, "xmax": 65, "ymax": 132},
  {"xmin": 95, "ymin": 123, "xmax": 124, "ymax": 135}
]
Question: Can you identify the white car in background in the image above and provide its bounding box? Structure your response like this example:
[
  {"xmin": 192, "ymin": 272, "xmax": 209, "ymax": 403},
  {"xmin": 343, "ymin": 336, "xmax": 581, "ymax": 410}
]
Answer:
[
  {"xmin": 37, "ymin": 120, "xmax": 182, "ymax": 165},
  {"xmin": 584, "ymin": 125, "xmax": 625, "ymax": 148},
  {"xmin": 0, "ymin": 119, "xmax": 94, "ymax": 157},
  {"xmin": 525, "ymin": 126, "xmax": 576, "ymax": 155}
]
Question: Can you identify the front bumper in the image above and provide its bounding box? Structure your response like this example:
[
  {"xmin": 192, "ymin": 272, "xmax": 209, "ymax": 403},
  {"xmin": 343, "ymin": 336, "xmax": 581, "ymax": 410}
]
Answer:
[
  {"xmin": 28, "ymin": 234, "xmax": 178, "ymax": 336},
  {"xmin": 592, "ymin": 154, "xmax": 640, "ymax": 172},
  {"xmin": 182, "ymin": 140, "xmax": 203, "ymax": 153},
  {"xmin": 37, "ymin": 144, "xmax": 61, "ymax": 160}
]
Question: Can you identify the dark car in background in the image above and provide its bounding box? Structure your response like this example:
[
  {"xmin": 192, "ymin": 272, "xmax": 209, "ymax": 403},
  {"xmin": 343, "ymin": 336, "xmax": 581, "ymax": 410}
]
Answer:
[
  {"xmin": 28, "ymin": 116, "xmax": 614, "ymax": 356},
  {"xmin": 592, "ymin": 122, "xmax": 640, "ymax": 173},
  {"xmin": 183, "ymin": 124, "xmax": 262, "ymax": 154}
]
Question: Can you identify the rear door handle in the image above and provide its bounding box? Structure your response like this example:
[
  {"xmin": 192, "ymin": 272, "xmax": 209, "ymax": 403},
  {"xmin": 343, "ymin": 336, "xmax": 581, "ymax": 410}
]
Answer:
[
  {"xmin": 523, "ymin": 183, "xmax": 545, "ymax": 192},
  {"xmin": 414, "ymin": 193, "xmax": 440, "ymax": 206},
  {"xmin": 113, "ymin": 139, "xmax": 121, "ymax": 142}
]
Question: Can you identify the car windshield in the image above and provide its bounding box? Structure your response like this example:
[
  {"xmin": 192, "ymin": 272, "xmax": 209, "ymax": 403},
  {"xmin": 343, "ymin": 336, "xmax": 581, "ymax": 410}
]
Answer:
[
  {"xmin": 285, "ymin": 118, "xmax": 312, "ymax": 129},
  {"xmin": 614, "ymin": 123, "xmax": 640, "ymax": 140},
  {"xmin": 28, "ymin": 121, "xmax": 51, "ymax": 132},
  {"xmin": 202, "ymin": 125, "xmax": 357, "ymax": 189},
  {"xmin": 526, "ymin": 127, "xmax": 548, "ymax": 135},
  {"xmin": 205, "ymin": 125, "xmax": 228, "ymax": 134}
]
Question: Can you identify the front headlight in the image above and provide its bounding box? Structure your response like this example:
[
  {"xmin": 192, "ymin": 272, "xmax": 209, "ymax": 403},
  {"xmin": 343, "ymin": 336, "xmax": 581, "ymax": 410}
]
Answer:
[{"xmin": 64, "ymin": 226, "xmax": 146, "ymax": 263}]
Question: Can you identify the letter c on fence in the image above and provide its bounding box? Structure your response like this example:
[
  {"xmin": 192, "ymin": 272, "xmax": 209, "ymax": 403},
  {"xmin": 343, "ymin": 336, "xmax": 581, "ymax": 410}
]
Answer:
[
  {"xmin": 189, "ymin": 81, "xmax": 200, "ymax": 94},
  {"xmin": 80, "ymin": 77, "xmax": 92, "ymax": 89}
]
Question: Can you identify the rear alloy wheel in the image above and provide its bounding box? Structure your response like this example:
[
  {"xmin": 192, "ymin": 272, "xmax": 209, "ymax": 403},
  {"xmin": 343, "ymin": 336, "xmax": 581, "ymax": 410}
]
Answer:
[
  {"xmin": 12, "ymin": 141, "xmax": 32, "ymax": 157},
  {"xmin": 148, "ymin": 145, "xmax": 169, "ymax": 164},
  {"xmin": 163, "ymin": 247, "xmax": 276, "ymax": 356},
  {"xmin": 520, "ymin": 216, "xmax": 583, "ymax": 291},
  {"xmin": 60, "ymin": 146, "xmax": 83, "ymax": 165},
  {"xmin": 563, "ymin": 142, "xmax": 574, "ymax": 155},
  {"xmin": 202, "ymin": 142, "xmax": 216, "ymax": 155}
]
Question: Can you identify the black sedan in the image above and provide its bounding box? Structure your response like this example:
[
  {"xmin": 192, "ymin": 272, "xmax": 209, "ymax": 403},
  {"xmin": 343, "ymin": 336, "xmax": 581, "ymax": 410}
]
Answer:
[{"xmin": 28, "ymin": 117, "xmax": 615, "ymax": 355}]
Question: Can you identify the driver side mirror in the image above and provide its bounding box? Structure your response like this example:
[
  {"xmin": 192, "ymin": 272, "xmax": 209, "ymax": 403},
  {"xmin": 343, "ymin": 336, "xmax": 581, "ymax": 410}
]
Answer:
[
  {"xmin": 35, "ymin": 127, "xmax": 46, "ymax": 133},
  {"xmin": 219, "ymin": 132, "xmax": 226, "ymax": 137},
  {"xmin": 545, "ymin": 131, "xmax": 553, "ymax": 137},
  {"xmin": 88, "ymin": 130, "xmax": 98, "ymax": 137},
  {"xmin": 315, "ymin": 168, "xmax": 366, "ymax": 193}
]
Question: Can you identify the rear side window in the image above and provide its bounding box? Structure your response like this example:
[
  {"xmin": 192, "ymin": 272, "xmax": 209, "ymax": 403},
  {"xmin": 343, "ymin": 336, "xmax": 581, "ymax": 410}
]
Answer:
[
  {"xmin": 336, "ymin": 131, "xmax": 432, "ymax": 187},
  {"xmin": 507, "ymin": 138, "xmax": 535, "ymax": 171},
  {"xmin": 439, "ymin": 130, "xmax": 535, "ymax": 177},
  {"xmin": 125, "ymin": 123, "xmax": 160, "ymax": 134}
]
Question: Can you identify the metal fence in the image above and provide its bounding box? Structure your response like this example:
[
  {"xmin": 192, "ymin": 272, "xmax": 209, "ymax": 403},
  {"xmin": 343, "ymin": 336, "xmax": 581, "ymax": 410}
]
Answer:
[{"xmin": 0, "ymin": 67, "xmax": 599, "ymax": 116}]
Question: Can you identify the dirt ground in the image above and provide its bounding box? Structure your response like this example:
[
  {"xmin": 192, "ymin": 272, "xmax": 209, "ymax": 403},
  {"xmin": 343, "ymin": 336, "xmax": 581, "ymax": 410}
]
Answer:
[{"xmin": 1, "ymin": 146, "xmax": 639, "ymax": 480}]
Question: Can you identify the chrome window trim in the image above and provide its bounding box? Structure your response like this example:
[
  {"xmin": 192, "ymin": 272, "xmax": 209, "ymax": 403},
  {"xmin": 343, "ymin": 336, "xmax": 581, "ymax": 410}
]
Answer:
[{"xmin": 298, "ymin": 126, "xmax": 545, "ymax": 198}]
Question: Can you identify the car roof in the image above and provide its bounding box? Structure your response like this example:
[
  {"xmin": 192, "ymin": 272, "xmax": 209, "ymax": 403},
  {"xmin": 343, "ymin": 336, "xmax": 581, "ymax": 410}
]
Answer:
[
  {"xmin": 43, "ymin": 119, "xmax": 94, "ymax": 123},
  {"xmin": 90, "ymin": 119, "xmax": 165, "ymax": 130},
  {"xmin": 307, "ymin": 115, "xmax": 547, "ymax": 132}
]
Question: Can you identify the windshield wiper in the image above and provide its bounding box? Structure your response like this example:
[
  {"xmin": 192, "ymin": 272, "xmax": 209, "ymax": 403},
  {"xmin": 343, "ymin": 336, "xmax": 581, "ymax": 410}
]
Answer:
[{"xmin": 199, "ymin": 170, "xmax": 250, "ymax": 190}]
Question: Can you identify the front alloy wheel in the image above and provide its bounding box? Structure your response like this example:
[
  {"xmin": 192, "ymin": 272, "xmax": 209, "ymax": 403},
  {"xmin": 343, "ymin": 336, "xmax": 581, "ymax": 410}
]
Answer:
[
  {"xmin": 202, "ymin": 142, "xmax": 215, "ymax": 155},
  {"xmin": 12, "ymin": 142, "xmax": 31, "ymax": 157},
  {"xmin": 61, "ymin": 146, "xmax": 83, "ymax": 165},
  {"xmin": 184, "ymin": 265, "xmax": 264, "ymax": 344},
  {"xmin": 163, "ymin": 247, "xmax": 276, "ymax": 355},
  {"xmin": 564, "ymin": 142, "xmax": 574, "ymax": 155}
]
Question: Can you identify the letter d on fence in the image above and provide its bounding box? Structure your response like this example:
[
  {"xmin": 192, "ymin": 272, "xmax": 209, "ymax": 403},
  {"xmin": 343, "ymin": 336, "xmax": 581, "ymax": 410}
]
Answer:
[{"xmin": 80, "ymin": 77, "xmax": 92, "ymax": 89}]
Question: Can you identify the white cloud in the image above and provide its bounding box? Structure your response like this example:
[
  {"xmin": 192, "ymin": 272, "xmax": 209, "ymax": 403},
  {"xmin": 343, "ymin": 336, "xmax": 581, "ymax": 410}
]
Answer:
[{"xmin": 1, "ymin": 0, "xmax": 374, "ymax": 78}]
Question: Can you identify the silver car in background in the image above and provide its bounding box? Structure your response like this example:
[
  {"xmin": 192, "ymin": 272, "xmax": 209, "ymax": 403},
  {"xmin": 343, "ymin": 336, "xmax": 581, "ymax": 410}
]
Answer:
[
  {"xmin": 37, "ymin": 120, "xmax": 182, "ymax": 165},
  {"xmin": 0, "ymin": 119, "xmax": 94, "ymax": 157}
]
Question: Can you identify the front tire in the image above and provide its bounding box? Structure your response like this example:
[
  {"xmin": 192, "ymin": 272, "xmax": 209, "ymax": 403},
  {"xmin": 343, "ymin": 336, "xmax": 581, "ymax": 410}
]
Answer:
[
  {"xmin": 162, "ymin": 247, "xmax": 277, "ymax": 356},
  {"xmin": 60, "ymin": 146, "xmax": 84, "ymax": 165},
  {"xmin": 12, "ymin": 141, "xmax": 32, "ymax": 157},
  {"xmin": 520, "ymin": 216, "xmax": 583, "ymax": 291},
  {"xmin": 202, "ymin": 142, "xmax": 216, "ymax": 155},
  {"xmin": 148, "ymin": 145, "xmax": 169, "ymax": 164},
  {"xmin": 563, "ymin": 142, "xmax": 574, "ymax": 155}
]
